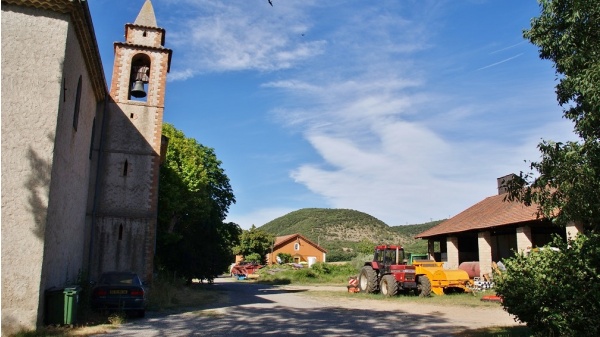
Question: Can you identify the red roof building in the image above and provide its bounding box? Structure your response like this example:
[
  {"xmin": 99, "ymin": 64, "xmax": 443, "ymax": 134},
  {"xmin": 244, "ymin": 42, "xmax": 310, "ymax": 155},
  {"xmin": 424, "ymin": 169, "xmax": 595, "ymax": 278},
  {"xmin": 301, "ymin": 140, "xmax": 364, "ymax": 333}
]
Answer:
[
  {"xmin": 266, "ymin": 233, "xmax": 327, "ymax": 265},
  {"xmin": 415, "ymin": 174, "xmax": 583, "ymax": 278}
]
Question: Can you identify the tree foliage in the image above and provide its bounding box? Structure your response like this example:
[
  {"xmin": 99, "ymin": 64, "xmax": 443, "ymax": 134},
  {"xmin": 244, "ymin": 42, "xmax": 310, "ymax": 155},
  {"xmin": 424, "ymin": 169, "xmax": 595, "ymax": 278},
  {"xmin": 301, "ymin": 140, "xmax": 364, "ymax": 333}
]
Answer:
[
  {"xmin": 507, "ymin": 0, "xmax": 600, "ymax": 231},
  {"xmin": 233, "ymin": 225, "xmax": 274, "ymax": 263},
  {"xmin": 157, "ymin": 123, "xmax": 239, "ymax": 282},
  {"xmin": 524, "ymin": 0, "xmax": 600, "ymax": 141},
  {"xmin": 500, "ymin": 1, "xmax": 600, "ymax": 335},
  {"xmin": 494, "ymin": 234, "xmax": 600, "ymax": 336}
]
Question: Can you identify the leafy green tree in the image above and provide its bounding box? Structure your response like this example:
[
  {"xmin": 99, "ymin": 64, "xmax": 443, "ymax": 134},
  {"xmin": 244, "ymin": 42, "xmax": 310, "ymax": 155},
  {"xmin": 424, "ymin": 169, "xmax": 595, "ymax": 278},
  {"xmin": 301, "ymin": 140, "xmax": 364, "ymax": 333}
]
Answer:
[
  {"xmin": 233, "ymin": 225, "xmax": 274, "ymax": 263},
  {"xmin": 495, "ymin": 234, "xmax": 600, "ymax": 336},
  {"xmin": 499, "ymin": 1, "xmax": 600, "ymax": 335},
  {"xmin": 157, "ymin": 123, "xmax": 239, "ymax": 282},
  {"xmin": 507, "ymin": 0, "xmax": 600, "ymax": 231}
]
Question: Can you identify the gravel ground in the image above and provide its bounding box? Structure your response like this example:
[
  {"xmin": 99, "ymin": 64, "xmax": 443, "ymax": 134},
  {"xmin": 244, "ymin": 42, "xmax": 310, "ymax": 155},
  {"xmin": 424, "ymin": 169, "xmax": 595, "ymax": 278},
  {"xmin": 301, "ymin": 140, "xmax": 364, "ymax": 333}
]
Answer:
[{"xmin": 95, "ymin": 277, "xmax": 522, "ymax": 337}]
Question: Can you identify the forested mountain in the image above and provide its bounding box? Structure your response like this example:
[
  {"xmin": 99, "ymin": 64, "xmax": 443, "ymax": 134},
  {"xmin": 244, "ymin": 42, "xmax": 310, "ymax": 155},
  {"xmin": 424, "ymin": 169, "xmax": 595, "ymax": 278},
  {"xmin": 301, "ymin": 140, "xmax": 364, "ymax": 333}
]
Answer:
[{"xmin": 259, "ymin": 208, "xmax": 442, "ymax": 261}]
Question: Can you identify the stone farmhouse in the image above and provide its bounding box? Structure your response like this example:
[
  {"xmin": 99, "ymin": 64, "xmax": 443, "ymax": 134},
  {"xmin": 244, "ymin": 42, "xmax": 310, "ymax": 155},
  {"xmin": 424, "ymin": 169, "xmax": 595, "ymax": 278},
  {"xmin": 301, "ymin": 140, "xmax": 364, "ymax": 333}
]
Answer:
[
  {"xmin": 266, "ymin": 234, "xmax": 328, "ymax": 265},
  {"xmin": 1, "ymin": 0, "xmax": 171, "ymax": 333},
  {"xmin": 416, "ymin": 174, "xmax": 582, "ymax": 278}
]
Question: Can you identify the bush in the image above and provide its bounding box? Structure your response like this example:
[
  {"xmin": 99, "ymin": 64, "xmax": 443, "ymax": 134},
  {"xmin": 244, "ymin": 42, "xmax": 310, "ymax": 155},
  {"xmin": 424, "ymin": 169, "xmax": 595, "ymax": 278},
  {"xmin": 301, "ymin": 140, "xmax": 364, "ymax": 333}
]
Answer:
[
  {"xmin": 310, "ymin": 262, "xmax": 331, "ymax": 274},
  {"xmin": 349, "ymin": 253, "xmax": 372, "ymax": 271},
  {"xmin": 277, "ymin": 253, "xmax": 292, "ymax": 263},
  {"xmin": 495, "ymin": 233, "xmax": 600, "ymax": 337},
  {"xmin": 245, "ymin": 253, "xmax": 263, "ymax": 264}
]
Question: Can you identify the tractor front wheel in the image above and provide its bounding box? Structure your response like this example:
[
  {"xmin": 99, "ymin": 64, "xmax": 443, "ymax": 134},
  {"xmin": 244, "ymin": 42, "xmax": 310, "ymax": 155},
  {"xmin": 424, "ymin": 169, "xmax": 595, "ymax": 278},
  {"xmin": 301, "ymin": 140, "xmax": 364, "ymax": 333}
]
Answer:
[
  {"xmin": 358, "ymin": 266, "xmax": 378, "ymax": 293},
  {"xmin": 416, "ymin": 275, "xmax": 432, "ymax": 297},
  {"xmin": 380, "ymin": 274, "xmax": 398, "ymax": 297}
]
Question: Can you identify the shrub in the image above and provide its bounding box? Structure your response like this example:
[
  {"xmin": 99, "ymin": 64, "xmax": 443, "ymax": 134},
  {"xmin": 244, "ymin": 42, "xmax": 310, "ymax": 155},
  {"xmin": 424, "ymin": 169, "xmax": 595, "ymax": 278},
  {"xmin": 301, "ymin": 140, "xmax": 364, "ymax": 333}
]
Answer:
[
  {"xmin": 310, "ymin": 262, "xmax": 331, "ymax": 274},
  {"xmin": 245, "ymin": 253, "xmax": 263, "ymax": 264},
  {"xmin": 349, "ymin": 253, "xmax": 372, "ymax": 271},
  {"xmin": 277, "ymin": 253, "xmax": 292, "ymax": 263},
  {"xmin": 494, "ymin": 233, "xmax": 600, "ymax": 337}
]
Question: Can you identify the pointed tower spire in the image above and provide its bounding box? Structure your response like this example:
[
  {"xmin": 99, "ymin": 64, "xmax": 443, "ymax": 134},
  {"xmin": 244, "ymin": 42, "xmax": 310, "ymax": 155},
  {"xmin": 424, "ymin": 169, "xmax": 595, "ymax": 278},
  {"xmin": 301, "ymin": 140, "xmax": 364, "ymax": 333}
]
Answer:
[{"xmin": 134, "ymin": 0, "xmax": 157, "ymax": 27}]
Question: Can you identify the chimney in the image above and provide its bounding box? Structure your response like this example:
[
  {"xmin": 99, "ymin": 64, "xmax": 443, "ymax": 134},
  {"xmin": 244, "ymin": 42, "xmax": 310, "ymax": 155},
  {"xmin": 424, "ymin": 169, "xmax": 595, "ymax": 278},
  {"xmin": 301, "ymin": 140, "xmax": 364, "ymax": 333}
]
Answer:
[{"xmin": 497, "ymin": 174, "xmax": 515, "ymax": 195}]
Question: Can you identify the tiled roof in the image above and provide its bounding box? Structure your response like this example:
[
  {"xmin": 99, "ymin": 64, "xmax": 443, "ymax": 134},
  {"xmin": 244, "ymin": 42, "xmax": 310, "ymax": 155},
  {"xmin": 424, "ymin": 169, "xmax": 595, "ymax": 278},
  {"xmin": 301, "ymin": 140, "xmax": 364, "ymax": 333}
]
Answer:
[
  {"xmin": 274, "ymin": 233, "xmax": 327, "ymax": 253},
  {"xmin": 416, "ymin": 193, "xmax": 543, "ymax": 238},
  {"xmin": 274, "ymin": 234, "xmax": 296, "ymax": 246}
]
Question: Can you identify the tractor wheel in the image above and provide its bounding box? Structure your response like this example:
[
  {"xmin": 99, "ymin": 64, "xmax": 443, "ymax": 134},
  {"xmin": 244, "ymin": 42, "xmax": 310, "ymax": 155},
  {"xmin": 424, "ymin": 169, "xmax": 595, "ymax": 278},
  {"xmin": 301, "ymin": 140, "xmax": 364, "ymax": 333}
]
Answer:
[
  {"xmin": 416, "ymin": 275, "xmax": 432, "ymax": 297},
  {"xmin": 358, "ymin": 266, "xmax": 378, "ymax": 293},
  {"xmin": 380, "ymin": 274, "xmax": 398, "ymax": 297}
]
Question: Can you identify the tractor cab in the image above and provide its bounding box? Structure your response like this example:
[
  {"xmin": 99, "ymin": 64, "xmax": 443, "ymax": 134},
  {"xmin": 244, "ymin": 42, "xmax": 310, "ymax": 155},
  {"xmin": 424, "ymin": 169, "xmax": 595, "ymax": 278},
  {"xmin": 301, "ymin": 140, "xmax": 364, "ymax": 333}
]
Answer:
[{"xmin": 372, "ymin": 245, "xmax": 406, "ymax": 273}]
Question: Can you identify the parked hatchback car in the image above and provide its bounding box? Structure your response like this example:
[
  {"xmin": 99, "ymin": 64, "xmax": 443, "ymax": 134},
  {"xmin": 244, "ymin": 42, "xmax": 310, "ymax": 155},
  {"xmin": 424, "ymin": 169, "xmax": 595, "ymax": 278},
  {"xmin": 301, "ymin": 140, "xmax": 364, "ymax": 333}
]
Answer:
[{"xmin": 91, "ymin": 271, "xmax": 146, "ymax": 317}]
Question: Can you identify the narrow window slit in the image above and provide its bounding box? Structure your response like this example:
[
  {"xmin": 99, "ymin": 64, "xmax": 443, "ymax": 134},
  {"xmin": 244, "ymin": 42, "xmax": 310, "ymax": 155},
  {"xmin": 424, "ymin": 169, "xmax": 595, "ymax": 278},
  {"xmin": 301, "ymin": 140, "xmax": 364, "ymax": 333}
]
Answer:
[
  {"xmin": 118, "ymin": 224, "xmax": 123, "ymax": 240},
  {"xmin": 123, "ymin": 160, "xmax": 129, "ymax": 176}
]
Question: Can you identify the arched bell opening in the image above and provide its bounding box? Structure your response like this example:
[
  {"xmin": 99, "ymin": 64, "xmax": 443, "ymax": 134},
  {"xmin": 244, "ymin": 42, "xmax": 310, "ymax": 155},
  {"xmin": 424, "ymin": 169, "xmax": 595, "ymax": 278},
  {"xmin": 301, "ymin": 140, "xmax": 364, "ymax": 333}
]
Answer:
[{"xmin": 129, "ymin": 53, "xmax": 151, "ymax": 101}]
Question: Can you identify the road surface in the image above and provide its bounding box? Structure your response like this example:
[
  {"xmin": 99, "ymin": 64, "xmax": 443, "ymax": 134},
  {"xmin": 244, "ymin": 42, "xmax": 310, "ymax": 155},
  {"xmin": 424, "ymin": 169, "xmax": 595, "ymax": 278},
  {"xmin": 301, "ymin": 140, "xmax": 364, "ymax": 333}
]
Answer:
[{"xmin": 97, "ymin": 277, "xmax": 521, "ymax": 337}]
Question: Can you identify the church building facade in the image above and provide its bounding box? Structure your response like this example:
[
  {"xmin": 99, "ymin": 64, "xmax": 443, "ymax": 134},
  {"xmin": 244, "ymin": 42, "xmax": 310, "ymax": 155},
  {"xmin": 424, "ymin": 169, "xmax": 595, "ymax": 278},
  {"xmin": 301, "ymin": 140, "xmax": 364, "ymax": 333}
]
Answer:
[{"xmin": 1, "ymin": 0, "xmax": 171, "ymax": 333}]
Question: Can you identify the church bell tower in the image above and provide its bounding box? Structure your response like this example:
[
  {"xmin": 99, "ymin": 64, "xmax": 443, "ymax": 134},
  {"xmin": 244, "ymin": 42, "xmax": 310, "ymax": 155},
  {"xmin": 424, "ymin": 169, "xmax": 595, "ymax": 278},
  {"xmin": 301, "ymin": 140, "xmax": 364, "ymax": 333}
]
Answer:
[{"xmin": 91, "ymin": 0, "xmax": 172, "ymax": 282}]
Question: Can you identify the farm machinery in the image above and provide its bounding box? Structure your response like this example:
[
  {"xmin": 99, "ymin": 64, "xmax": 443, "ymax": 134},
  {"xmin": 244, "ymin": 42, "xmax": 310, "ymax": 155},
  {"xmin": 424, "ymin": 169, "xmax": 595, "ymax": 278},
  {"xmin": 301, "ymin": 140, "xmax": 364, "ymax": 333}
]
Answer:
[
  {"xmin": 358, "ymin": 245, "xmax": 418, "ymax": 296},
  {"xmin": 407, "ymin": 254, "xmax": 472, "ymax": 296},
  {"xmin": 359, "ymin": 245, "xmax": 471, "ymax": 297},
  {"xmin": 230, "ymin": 262, "xmax": 263, "ymax": 280}
]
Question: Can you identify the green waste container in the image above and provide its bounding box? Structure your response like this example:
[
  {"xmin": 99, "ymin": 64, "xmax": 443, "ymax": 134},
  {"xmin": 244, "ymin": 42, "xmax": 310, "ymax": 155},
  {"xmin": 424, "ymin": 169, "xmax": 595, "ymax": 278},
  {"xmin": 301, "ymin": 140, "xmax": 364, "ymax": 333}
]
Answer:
[{"xmin": 45, "ymin": 286, "xmax": 81, "ymax": 325}]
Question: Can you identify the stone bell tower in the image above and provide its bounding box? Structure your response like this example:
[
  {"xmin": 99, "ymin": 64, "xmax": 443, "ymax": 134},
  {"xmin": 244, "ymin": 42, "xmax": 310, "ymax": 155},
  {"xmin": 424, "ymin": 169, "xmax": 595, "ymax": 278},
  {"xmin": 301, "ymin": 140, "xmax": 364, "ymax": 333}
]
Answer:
[{"xmin": 90, "ymin": 0, "xmax": 172, "ymax": 282}]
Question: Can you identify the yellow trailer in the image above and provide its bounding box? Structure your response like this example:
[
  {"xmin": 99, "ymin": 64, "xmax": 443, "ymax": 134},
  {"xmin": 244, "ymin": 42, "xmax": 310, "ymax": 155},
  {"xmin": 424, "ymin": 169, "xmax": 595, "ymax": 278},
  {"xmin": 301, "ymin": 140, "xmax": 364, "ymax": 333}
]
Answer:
[{"xmin": 408, "ymin": 255, "xmax": 472, "ymax": 296}]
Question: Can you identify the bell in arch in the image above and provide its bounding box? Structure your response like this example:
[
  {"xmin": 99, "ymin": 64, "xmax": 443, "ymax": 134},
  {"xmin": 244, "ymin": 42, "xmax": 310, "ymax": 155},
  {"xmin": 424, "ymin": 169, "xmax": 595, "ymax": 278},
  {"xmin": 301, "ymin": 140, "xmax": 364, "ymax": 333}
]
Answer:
[
  {"xmin": 131, "ymin": 80, "xmax": 146, "ymax": 98},
  {"xmin": 130, "ymin": 64, "xmax": 150, "ymax": 98}
]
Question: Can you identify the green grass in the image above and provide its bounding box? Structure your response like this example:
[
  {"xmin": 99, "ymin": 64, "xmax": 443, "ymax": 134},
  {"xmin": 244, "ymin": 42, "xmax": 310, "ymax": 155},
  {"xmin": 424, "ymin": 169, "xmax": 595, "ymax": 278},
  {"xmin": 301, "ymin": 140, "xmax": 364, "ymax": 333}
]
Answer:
[
  {"xmin": 303, "ymin": 287, "xmax": 506, "ymax": 308},
  {"xmin": 256, "ymin": 262, "xmax": 357, "ymax": 285}
]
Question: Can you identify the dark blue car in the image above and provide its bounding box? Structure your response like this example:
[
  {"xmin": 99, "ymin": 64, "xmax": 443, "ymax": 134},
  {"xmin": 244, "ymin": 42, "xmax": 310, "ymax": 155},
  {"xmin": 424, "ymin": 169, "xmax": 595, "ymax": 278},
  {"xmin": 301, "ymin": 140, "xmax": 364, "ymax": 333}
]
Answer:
[{"xmin": 91, "ymin": 271, "xmax": 146, "ymax": 317}]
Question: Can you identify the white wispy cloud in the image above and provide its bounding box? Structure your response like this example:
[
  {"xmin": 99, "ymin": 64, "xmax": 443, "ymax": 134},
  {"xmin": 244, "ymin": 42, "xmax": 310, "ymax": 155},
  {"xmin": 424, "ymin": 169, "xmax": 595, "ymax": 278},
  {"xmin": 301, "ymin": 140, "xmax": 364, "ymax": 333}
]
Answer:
[
  {"xmin": 476, "ymin": 53, "xmax": 524, "ymax": 71},
  {"xmin": 164, "ymin": 0, "xmax": 324, "ymax": 79},
  {"xmin": 490, "ymin": 41, "xmax": 527, "ymax": 54},
  {"xmin": 163, "ymin": 1, "xmax": 574, "ymax": 227}
]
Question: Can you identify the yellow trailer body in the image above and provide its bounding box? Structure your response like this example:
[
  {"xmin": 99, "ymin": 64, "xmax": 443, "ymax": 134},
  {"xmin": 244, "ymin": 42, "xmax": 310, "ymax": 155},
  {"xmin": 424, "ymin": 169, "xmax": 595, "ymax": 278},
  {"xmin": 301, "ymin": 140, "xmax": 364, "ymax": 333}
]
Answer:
[{"xmin": 412, "ymin": 260, "xmax": 471, "ymax": 295}]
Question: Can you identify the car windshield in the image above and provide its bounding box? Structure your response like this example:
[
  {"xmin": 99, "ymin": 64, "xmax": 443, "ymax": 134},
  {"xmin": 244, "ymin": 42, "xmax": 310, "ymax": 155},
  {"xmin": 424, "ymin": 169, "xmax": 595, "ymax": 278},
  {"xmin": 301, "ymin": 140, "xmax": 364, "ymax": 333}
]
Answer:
[{"xmin": 100, "ymin": 273, "xmax": 140, "ymax": 285}]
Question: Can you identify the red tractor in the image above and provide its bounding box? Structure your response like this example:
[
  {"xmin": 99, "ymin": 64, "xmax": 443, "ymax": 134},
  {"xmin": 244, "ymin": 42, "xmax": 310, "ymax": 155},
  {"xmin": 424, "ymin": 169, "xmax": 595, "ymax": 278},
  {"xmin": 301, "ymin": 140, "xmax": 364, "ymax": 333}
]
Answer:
[{"xmin": 359, "ymin": 245, "xmax": 423, "ymax": 296}]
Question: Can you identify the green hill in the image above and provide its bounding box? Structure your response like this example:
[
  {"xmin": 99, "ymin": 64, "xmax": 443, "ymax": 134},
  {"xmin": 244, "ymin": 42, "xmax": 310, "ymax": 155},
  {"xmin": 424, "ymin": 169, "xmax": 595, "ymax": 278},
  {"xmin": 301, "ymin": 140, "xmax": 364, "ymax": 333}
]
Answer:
[{"xmin": 259, "ymin": 208, "xmax": 443, "ymax": 261}]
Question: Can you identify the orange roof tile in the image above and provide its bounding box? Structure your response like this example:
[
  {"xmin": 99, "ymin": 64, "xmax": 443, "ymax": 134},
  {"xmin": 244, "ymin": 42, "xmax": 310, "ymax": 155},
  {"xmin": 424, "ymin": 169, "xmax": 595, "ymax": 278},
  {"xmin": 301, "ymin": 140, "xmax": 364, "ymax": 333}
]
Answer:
[{"xmin": 416, "ymin": 194, "xmax": 544, "ymax": 238}]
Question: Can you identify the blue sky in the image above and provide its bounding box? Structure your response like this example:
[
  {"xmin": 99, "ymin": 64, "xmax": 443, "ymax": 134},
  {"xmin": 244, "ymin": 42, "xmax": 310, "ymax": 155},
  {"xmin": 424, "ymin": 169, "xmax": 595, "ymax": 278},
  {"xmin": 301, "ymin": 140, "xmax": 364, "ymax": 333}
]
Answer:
[{"xmin": 89, "ymin": 0, "xmax": 574, "ymax": 230}]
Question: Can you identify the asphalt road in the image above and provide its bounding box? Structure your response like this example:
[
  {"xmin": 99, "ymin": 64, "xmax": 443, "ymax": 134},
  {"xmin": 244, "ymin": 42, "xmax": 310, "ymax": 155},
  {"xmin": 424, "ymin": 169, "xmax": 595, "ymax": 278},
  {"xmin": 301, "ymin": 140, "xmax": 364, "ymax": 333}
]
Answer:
[{"xmin": 96, "ymin": 277, "xmax": 520, "ymax": 337}]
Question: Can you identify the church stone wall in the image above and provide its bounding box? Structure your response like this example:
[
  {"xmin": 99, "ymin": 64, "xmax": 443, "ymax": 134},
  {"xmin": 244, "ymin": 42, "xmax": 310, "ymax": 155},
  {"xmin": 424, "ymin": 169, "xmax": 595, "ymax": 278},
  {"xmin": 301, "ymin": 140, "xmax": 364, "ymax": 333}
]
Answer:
[
  {"xmin": 1, "ymin": 5, "xmax": 96, "ymax": 333},
  {"xmin": 90, "ymin": 217, "xmax": 154, "ymax": 281},
  {"xmin": 40, "ymin": 17, "xmax": 100, "ymax": 294}
]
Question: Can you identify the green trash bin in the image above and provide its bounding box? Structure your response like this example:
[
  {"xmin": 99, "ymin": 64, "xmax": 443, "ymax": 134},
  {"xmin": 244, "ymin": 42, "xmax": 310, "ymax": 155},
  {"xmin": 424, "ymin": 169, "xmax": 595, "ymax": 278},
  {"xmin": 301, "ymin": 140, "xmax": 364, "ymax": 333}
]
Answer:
[
  {"xmin": 63, "ymin": 286, "xmax": 80, "ymax": 325},
  {"xmin": 45, "ymin": 286, "xmax": 81, "ymax": 325}
]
